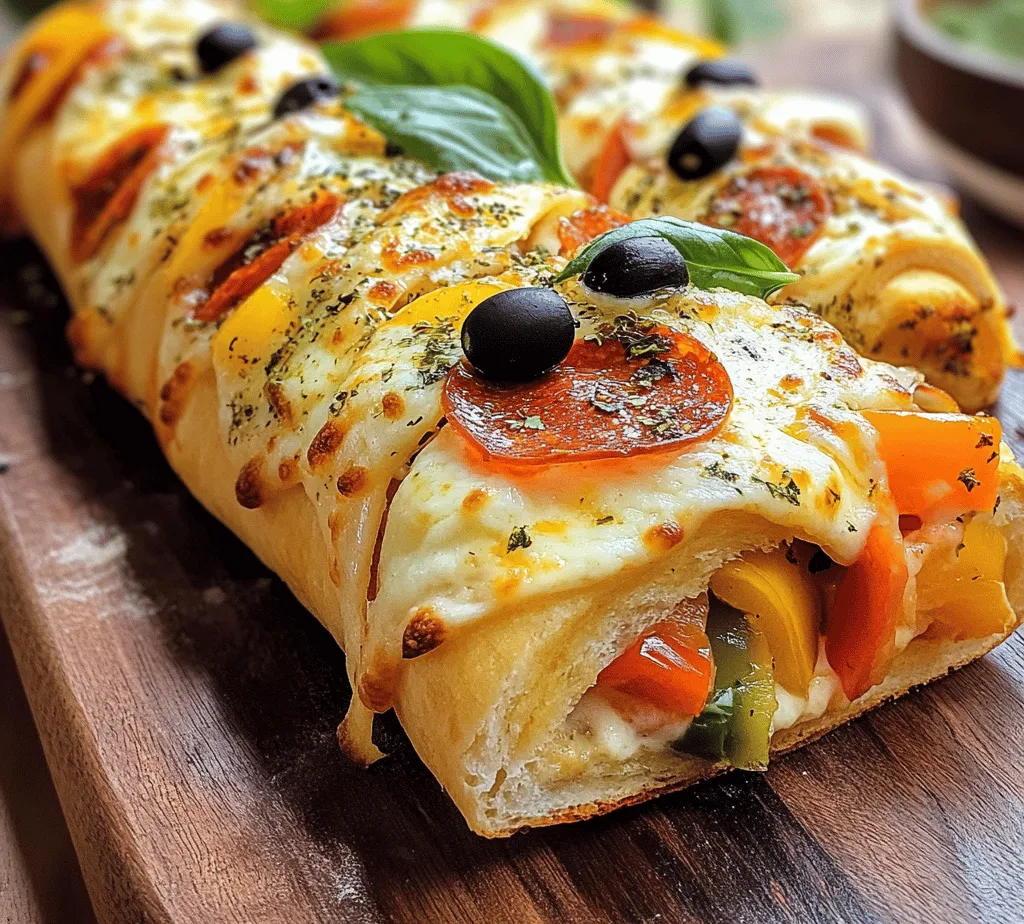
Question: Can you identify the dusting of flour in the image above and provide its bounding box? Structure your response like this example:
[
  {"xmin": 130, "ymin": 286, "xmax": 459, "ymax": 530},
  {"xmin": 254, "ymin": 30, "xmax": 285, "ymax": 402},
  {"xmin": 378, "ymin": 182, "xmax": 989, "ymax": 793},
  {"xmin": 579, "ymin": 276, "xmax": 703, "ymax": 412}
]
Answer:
[{"xmin": 38, "ymin": 523, "xmax": 155, "ymax": 620}]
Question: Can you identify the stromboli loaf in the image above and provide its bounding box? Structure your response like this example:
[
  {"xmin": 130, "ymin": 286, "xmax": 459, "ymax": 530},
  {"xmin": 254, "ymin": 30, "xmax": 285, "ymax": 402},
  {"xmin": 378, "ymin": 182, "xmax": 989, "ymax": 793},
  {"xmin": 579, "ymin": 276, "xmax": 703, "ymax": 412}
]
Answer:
[
  {"xmin": 3, "ymin": 0, "xmax": 1024, "ymax": 836},
  {"xmin": 311, "ymin": 0, "xmax": 1021, "ymax": 411}
]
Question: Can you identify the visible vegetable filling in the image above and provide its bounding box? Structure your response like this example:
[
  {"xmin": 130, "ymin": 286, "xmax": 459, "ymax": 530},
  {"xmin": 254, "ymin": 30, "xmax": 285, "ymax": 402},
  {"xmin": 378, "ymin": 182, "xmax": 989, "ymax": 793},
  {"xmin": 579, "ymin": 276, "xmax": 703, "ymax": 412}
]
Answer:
[{"xmin": 575, "ymin": 501, "xmax": 1010, "ymax": 770}]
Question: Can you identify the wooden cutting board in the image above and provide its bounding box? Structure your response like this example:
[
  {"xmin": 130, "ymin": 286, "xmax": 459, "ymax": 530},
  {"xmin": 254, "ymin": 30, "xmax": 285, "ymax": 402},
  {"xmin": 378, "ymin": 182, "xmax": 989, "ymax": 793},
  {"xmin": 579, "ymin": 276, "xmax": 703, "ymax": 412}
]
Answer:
[{"xmin": 2, "ymin": 36, "xmax": 1024, "ymax": 924}]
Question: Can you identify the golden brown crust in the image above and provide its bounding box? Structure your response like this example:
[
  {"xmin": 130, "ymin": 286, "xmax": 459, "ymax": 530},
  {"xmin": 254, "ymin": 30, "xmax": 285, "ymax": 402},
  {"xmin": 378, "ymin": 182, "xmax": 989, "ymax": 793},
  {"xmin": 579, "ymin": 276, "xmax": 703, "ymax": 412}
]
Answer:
[
  {"xmin": 477, "ymin": 625, "xmax": 1019, "ymax": 837},
  {"xmin": 7, "ymin": 0, "xmax": 1023, "ymax": 841}
]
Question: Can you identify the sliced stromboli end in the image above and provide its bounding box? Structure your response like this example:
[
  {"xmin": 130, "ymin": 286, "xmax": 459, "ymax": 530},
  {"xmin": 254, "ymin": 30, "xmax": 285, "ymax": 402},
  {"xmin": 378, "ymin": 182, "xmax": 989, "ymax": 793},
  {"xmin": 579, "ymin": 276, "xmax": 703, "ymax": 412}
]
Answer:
[
  {"xmin": 471, "ymin": 617, "xmax": 1021, "ymax": 838},
  {"xmin": 374, "ymin": 277, "xmax": 1023, "ymax": 836},
  {"xmin": 391, "ymin": 473, "xmax": 1024, "ymax": 837}
]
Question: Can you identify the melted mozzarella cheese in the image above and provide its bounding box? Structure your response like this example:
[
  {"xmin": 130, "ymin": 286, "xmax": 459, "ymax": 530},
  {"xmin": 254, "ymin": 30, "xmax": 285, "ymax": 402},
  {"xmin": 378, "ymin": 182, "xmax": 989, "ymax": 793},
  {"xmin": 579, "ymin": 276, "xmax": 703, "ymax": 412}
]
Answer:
[
  {"xmin": 568, "ymin": 688, "xmax": 692, "ymax": 762},
  {"xmin": 371, "ymin": 285, "xmax": 911, "ymax": 662},
  {"xmin": 771, "ymin": 642, "xmax": 842, "ymax": 733}
]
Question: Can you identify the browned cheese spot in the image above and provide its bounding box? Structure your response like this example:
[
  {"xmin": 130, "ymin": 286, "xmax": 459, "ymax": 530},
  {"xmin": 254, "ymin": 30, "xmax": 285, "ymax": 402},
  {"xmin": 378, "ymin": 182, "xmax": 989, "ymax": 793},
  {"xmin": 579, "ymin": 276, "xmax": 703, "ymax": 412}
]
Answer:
[
  {"xmin": 327, "ymin": 510, "xmax": 343, "ymax": 542},
  {"xmin": 643, "ymin": 520, "xmax": 684, "ymax": 553},
  {"xmin": 381, "ymin": 391, "xmax": 405, "ymax": 421},
  {"xmin": 237, "ymin": 72, "xmax": 259, "ymax": 95},
  {"xmin": 358, "ymin": 649, "xmax": 401, "ymax": 713},
  {"xmin": 367, "ymin": 280, "xmax": 400, "ymax": 304},
  {"xmin": 402, "ymin": 606, "xmax": 445, "ymax": 659},
  {"xmin": 277, "ymin": 456, "xmax": 299, "ymax": 484},
  {"xmin": 265, "ymin": 381, "xmax": 295, "ymax": 428},
  {"xmin": 158, "ymin": 361, "xmax": 194, "ymax": 429},
  {"xmin": 234, "ymin": 456, "xmax": 265, "ymax": 509},
  {"xmin": 337, "ymin": 465, "xmax": 368, "ymax": 496},
  {"xmin": 461, "ymin": 488, "xmax": 489, "ymax": 513},
  {"xmin": 307, "ymin": 419, "xmax": 346, "ymax": 470},
  {"xmin": 203, "ymin": 225, "xmax": 233, "ymax": 249},
  {"xmin": 329, "ymin": 556, "xmax": 341, "ymax": 587}
]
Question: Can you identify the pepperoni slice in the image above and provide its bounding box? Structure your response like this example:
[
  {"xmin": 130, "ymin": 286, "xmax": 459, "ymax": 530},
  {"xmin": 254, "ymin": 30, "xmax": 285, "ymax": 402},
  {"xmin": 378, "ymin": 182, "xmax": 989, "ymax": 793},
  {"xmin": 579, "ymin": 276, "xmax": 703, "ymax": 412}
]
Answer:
[
  {"xmin": 557, "ymin": 203, "xmax": 631, "ymax": 256},
  {"xmin": 701, "ymin": 165, "xmax": 831, "ymax": 267},
  {"xmin": 193, "ymin": 193, "xmax": 341, "ymax": 323},
  {"xmin": 70, "ymin": 123, "xmax": 169, "ymax": 263},
  {"xmin": 546, "ymin": 12, "xmax": 618, "ymax": 46},
  {"xmin": 443, "ymin": 324, "xmax": 732, "ymax": 465}
]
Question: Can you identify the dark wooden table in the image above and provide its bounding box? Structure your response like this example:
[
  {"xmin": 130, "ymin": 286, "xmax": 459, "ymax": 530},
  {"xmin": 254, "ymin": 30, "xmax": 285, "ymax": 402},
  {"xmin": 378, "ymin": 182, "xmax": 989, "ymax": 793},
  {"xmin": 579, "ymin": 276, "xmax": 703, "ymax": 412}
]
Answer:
[{"xmin": 1, "ymin": 34, "xmax": 1023, "ymax": 924}]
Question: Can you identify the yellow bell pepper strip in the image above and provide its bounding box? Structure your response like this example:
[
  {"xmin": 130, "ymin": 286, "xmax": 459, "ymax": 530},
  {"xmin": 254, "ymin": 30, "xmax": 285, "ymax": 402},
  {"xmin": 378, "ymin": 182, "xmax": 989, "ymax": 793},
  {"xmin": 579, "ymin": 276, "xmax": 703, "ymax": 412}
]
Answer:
[
  {"xmin": 709, "ymin": 547, "xmax": 821, "ymax": 695},
  {"xmin": 863, "ymin": 410, "xmax": 1001, "ymax": 521},
  {"xmin": 918, "ymin": 516, "xmax": 1015, "ymax": 641},
  {"xmin": 825, "ymin": 521, "xmax": 908, "ymax": 701},
  {"xmin": 0, "ymin": 5, "xmax": 115, "ymax": 199},
  {"xmin": 385, "ymin": 280, "xmax": 511, "ymax": 330}
]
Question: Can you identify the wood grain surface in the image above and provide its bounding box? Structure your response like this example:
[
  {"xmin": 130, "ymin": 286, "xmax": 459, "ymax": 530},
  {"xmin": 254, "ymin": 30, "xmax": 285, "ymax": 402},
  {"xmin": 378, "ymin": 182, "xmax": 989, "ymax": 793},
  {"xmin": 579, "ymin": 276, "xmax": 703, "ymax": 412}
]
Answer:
[
  {"xmin": 1, "ymin": 35, "xmax": 1024, "ymax": 924},
  {"xmin": 0, "ymin": 626, "xmax": 97, "ymax": 924}
]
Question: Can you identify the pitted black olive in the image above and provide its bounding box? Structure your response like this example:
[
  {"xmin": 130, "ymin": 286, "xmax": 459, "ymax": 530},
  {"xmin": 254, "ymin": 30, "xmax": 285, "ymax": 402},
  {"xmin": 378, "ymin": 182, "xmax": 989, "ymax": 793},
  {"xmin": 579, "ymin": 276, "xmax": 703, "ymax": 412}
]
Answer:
[
  {"xmin": 581, "ymin": 237, "xmax": 689, "ymax": 299},
  {"xmin": 667, "ymin": 106, "xmax": 742, "ymax": 181},
  {"xmin": 684, "ymin": 59, "xmax": 759, "ymax": 89},
  {"xmin": 273, "ymin": 76, "xmax": 341, "ymax": 119},
  {"xmin": 461, "ymin": 287, "xmax": 575, "ymax": 382},
  {"xmin": 196, "ymin": 23, "xmax": 258, "ymax": 74}
]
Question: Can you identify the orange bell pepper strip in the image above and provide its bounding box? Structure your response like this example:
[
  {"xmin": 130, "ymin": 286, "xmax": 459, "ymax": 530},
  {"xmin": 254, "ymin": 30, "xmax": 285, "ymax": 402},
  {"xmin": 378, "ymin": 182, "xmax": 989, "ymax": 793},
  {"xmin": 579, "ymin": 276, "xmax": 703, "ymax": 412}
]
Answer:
[
  {"xmin": 863, "ymin": 410, "xmax": 1001, "ymax": 520},
  {"xmin": 825, "ymin": 521, "xmax": 908, "ymax": 701},
  {"xmin": 590, "ymin": 119, "xmax": 632, "ymax": 203},
  {"xmin": 597, "ymin": 614, "xmax": 714, "ymax": 719},
  {"xmin": 310, "ymin": 0, "xmax": 414, "ymax": 40}
]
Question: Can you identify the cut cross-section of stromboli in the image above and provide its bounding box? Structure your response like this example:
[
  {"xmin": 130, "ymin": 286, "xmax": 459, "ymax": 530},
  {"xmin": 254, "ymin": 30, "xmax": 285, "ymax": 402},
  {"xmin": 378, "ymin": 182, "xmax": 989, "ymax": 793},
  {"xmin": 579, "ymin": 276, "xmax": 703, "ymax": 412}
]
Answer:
[{"xmin": 2, "ymin": 0, "xmax": 1022, "ymax": 837}]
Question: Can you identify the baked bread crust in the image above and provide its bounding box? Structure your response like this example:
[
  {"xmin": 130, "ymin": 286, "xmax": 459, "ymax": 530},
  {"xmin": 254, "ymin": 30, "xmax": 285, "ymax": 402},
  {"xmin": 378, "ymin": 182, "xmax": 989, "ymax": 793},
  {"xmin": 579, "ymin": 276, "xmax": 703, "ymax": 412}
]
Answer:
[{"xmin": 4, "ymin": 0, "xmax": 1022, "ymax": 838}]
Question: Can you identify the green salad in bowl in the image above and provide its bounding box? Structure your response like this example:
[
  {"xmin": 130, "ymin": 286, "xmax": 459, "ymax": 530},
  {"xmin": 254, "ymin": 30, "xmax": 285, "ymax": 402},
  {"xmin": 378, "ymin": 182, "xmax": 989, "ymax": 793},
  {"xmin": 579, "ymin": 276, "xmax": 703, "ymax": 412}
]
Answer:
[{"xmin": 931, "ymin": 0, "xmax": 1024, "ymax": 62}]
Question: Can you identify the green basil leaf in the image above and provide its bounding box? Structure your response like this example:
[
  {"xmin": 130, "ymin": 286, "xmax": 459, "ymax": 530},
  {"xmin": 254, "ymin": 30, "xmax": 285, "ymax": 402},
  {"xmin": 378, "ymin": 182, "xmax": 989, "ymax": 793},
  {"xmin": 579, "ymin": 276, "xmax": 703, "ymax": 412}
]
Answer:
[
  {"xmin": 345, "ymin": 84, "xmax": 549, "ymax": 183},
  {"xmin": 322, "ymin": 30, "xmax": 575, "ymax": 187},
  {"xmin": 250, "ymin": 0, "xmax": 333, "ymax": 31},
  {"xmin": 555, "ymin": 217, "xmax": 800, "ymax": 300},
  {"xmin": 704, "ymin": 0, "xmax": 787, "ymax": 45}
]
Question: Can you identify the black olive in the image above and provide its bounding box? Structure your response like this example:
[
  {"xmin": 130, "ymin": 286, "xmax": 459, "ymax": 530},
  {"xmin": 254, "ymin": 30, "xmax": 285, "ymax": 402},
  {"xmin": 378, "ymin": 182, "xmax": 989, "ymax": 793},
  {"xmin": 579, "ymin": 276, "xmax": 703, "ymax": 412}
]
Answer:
[
  {"xmin": 684, "ymin": 59, "xmax": 759, "ymax": 89},
  {"xmin": 461, "ymin": 287, "xmax": 575, "ymax": 382},
  {"xmin": 667, "ymin": 106, "xmax": 742, "ymax": 181},
  {"xmin": 808, "ymin": 549, "xmax": 834, "ymax": 573},
  {"xmin": 273, "ymin": 76, "xmax": 341, "ymax": 119},
  {"xmin": 581, "ymin": 237, "xmax": 689, "ymax": 299},
  {"xmin": 196, "ymin": 23, "xmax": 258, "ymax": 74}
]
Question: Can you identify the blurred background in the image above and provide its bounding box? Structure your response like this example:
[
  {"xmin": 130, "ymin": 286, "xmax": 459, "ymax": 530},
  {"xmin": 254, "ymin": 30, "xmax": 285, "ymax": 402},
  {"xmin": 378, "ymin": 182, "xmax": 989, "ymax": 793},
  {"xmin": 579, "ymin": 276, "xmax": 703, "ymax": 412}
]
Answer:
[{"xmin": 0, "ymin": 0, "xmax": 891, "ymax": 41}]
